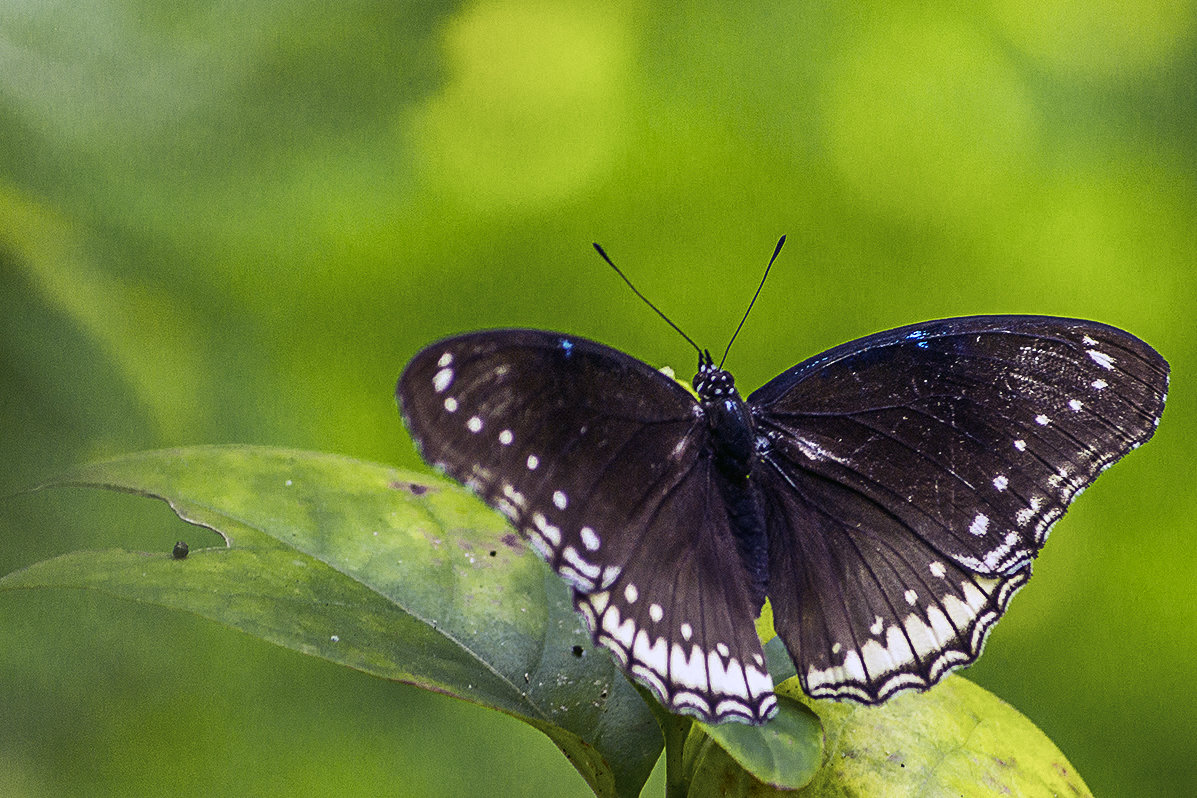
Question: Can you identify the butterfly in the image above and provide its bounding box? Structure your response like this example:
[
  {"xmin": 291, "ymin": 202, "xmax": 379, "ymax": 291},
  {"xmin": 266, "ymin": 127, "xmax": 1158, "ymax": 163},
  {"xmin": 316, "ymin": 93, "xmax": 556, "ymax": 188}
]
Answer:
[{"xmin": 396, "ymin": 263, "xmax": 1168, "ymax": 726}]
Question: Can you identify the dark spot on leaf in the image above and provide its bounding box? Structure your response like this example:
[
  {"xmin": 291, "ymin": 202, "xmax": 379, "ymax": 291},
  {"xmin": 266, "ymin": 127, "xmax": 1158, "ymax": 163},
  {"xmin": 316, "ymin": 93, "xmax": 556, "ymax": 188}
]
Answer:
[
  {"xmin": 172, "ymin": 541, "xmax": 189, "ymax": 559},
  {"xmin": 572, "ymin": 645, "xmax": 584, "ymax": 657},
  {"xmin": 600, "ymin": 689, "xmax": 608, "ymax": 699},
  {"xmin": 390, "ymin": 480, "xmax": 429, "ymax": 495},
  {"xmin": 489, "ymin": 550, "xmax": 497, "ymax": 557},
  {"xmin": 501, "ymin": 532, "xmax": 522, "ymax": 550}
]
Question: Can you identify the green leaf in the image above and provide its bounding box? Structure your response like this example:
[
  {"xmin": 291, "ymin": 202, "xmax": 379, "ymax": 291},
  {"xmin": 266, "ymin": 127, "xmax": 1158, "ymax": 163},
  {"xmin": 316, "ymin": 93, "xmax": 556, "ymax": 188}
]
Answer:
[
  {"xmin": 779, "ymin": 674, "xmax": 1093, "ymax": 797},
  {"xmin": 1, "ymin": 445, "xmax": 1097, "ymax": 797},
  {"xmin": 0, "ymin": 446, "xmax": 661, "ymax": 798},
  {"xmin": 690, "ymin": 696, "xmax": 823, "ymax": 793}
]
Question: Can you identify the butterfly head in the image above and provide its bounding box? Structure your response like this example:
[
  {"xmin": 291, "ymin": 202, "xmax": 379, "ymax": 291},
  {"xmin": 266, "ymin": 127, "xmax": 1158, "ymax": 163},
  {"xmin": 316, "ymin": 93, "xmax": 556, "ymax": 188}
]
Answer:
[{"xmin": 693, "ymin": 350, "xmax": 738, "ymax": 399}]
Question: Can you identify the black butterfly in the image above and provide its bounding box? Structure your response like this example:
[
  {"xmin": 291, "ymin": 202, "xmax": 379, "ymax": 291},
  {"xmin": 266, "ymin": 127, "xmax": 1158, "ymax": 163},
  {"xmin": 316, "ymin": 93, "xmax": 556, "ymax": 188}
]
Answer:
[{"xmin": 397, "ymin": 310, "xmax": 1167, "ymax": 725}]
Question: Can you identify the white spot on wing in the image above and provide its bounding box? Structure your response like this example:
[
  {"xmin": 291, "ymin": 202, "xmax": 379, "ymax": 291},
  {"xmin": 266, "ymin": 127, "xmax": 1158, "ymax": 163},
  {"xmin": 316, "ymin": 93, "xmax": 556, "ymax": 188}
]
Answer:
[
  {"xmin": 929, "ymin": 561, "xmax": 946, "ymax": 578},
  {"xmin": 670, "ymin": 643, "xmax": 707, "ymax": 689},
  {"xmin": 437, "ymin": 352, "xmax": 453, "ymax": 367},
  {"xmin": 904, "ymin": 589, "xmax": 918, "ymax": 605},
  {"xmin": 589, "ymin": 591, "xmax": 609, "ymax": 615},
  {"xmin": 599, "ymin": 565, "xmax": 621, "ymax": 588},
  {"xmin": 624, "ymin": 583, "xmax": 638, "ymax": 604},
  {"xmin": 467, "ymin": 416, "xmax": 483, "ymax": 433},
  {"xmin": 531, "ymin": 513, "xmax": 560, "ymax": 546},
  {"xmin": 903, "ymin": 614, "xmax": 939, "ymax": 657},
  {"xmin": 870, "ymin": 616, "xmax": 883, "ymax": 635},
  {"xmin": 680, "ymin": 623, "xmax": 693, "ymax": 641},
  {"xmin": 649, "ymin": 603, "xmax": 663, "ymax": 622},
  {"xmin": 526, "ymin": 454, "xmax": 539, "ymax": 470},
  {"xmin": 993, "ymin": 474, "xmax": 1008, "ymax": 491},
  {"xmin": 792, "ymin": 436, "xmax": 852, "ymax": 467},
  {"xmin": 1091, "ymin": 379, "xmax": 1107, "ymax": 390},
  {"xmin": 1087, "ymin": 349, "xmax": 1115, "ymax": 370},
  {"xmin": 601, "ymin": 605, "xmax": 635, "ymax": 649},
  {"xmin": 553, "ymin": 490, "xmax": 568, "ymax": 510},
  {"xmin": 443, "ymin": 397, "xmax": 458, "ymax": 413},
  {"xmin": 498, "ymin": 429, "xmax": 514, "ymax": 445},
  {"xmin": 745, "ymin": 662, "xmax": 772, "ymax": 698},
  {"xmin": 1068, "ymin": 399, "xmax": 1083, "ymax": 412},
  {"xmin": 969, "ymin": 513, "xmax": 990, "ymax": 537},
  {"xmin": 502, "ymin": 484, "xmax": 526, "ymax": 509},
  {"xmin": 562, "ymin": 545, "xmax": 600, "ymax": 579},
  {"xmin": 1035, "ymin": 414, "xmax": 1050, "ymax": 426},
  {"xmin": 580, "ymin": 526, "xmax": 600, "ymax": 551},
  {"xmin": 433, "ymin": 368, "xmax": 454, "ymax": 393},
  {"xmin": 1013, "ymin": 439, "xmax": 1026, "ymax": 451},
  {"xmin": 634, "ymin": 631, "xmax": 668, "ymax": 679}
]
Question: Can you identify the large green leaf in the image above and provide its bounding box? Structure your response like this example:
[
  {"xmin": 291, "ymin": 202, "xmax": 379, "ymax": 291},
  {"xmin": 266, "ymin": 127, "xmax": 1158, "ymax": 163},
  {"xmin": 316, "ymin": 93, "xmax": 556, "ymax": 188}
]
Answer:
[
  {"xmin": 1, "ymin": 445, "xmax": 1096, "ymax": 797},
  {"xmin": 0, "ymin": 446, "xmax": 661, "ymax": 797},
  {"xmin": 685, "ymin": 673, "xmax": 1093, "ymax": 797}
]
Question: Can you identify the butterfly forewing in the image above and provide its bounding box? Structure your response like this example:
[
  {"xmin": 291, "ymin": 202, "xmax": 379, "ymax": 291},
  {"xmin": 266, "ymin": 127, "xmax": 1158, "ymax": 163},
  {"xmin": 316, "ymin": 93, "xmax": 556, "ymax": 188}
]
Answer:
[
  {"xmin": 398, "ymin": 330, "xmax": 777, "ymax": 723},
  {"xmin": 750, "ymin": 315, "xmax": 1168, "ymax": 702}
]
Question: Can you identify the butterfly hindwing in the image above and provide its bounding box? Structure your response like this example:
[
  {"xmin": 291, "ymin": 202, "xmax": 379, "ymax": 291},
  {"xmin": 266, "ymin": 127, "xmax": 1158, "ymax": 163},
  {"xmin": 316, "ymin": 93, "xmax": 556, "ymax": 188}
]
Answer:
[
  {"xmin": 573, "ymin": 453, "xmax": 775, "ymax": 723},
  {"xmin": 750, "ymin": 315, "xmax": 1168, "ymax": 701},
  {"xmin": 398, "ymin": 329, "xmax": 777, "ymax": 723},
  {"xmin": 758, "ymin": 461, "xmax": 1030, "ymax": 702}
]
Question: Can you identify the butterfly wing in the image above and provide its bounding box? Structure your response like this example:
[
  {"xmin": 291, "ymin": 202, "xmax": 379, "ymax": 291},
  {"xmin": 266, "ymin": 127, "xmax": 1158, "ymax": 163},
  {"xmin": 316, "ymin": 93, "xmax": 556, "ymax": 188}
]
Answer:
[
  {"xmin": 398, "ymin": 330, "xmax": 775, "ymax": 723},
  {"xmin": 749, "ymin": 315, "xmax": 1168, "ymax": 701}
]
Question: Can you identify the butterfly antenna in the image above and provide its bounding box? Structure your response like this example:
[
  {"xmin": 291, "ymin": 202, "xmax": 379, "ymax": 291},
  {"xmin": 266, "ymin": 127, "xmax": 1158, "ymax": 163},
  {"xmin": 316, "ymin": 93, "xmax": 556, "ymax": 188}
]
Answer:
[
  {"xmin": 719, "ymin": 235, "xmax": 786, "ymax": 369},
  {"xmin": 593, "ymin": 243, "xmax": 703, "ymax": 357}
]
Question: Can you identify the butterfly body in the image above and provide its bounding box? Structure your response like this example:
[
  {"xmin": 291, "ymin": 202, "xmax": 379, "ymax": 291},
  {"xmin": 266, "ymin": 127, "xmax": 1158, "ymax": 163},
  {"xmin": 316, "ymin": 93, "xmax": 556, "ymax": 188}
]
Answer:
[
  {"xmin": 398, "ymin": 316, "xmax": 1167, "ymax": 725},
  {"xmin": 694, "ymin": 356, "xmax": 771, "ymax": 611}
]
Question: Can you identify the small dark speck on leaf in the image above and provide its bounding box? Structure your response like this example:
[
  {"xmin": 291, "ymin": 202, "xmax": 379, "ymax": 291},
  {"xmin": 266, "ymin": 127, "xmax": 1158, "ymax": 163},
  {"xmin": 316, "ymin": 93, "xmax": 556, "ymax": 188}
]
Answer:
[
  {"xmin": 390, "ymin": 480, "xmax": 429, "ymax": 495},
  {"xmin": 572, "ymin": 645, "xmax": 584, "ymax": 658},
  {"xmin": 172, "ymin": 541, "xmax": 189, "ymax": 560},
  {"xmin": 489, "ymin": 550, "xmax": 497, "ymax": 557}
]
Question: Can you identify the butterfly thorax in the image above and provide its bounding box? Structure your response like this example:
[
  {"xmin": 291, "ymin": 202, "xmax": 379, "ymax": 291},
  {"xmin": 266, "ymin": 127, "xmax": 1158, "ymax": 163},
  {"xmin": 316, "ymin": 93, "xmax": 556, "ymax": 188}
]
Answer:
[{"xmin": 693, "ymin": 357, "xmax": 756, "ymax": 480}]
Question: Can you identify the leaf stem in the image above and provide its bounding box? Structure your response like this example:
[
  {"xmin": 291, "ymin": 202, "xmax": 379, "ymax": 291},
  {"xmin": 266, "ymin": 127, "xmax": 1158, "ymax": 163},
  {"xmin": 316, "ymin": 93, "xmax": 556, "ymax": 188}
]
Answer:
[{"xmin": 662, "ymin": 713, "xmax": 691, "ymax": 798}]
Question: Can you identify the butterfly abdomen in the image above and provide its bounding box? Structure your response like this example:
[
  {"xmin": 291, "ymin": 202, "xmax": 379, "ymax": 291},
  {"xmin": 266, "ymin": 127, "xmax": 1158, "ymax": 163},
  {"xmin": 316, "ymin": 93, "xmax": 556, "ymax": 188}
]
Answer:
[{"xmin": 717, "ymin": 475, "xmax": 770, "ymax": 613}]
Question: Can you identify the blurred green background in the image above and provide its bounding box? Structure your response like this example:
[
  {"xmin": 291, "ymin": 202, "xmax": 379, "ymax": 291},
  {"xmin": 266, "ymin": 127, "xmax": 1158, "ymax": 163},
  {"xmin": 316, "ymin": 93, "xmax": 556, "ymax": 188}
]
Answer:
[{"xmin": 1, "ymin": 2, "xmax": 1194, "ymax": 796}]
